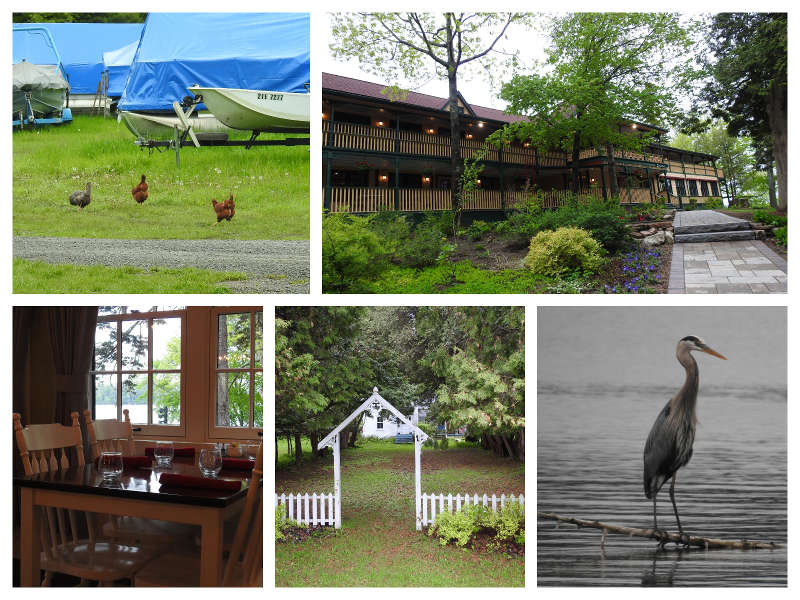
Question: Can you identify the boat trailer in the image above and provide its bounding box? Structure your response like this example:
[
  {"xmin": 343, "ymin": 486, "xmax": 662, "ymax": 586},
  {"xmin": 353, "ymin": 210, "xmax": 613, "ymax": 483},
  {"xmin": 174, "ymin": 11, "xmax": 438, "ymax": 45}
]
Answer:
[{"xmin": 133, "ymin": 98, "xmax": 309, "ymax": 167}]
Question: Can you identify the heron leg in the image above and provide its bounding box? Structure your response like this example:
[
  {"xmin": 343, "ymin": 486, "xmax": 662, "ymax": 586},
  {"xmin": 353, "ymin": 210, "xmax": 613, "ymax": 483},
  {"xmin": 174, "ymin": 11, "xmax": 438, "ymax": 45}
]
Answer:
[
  {"xmin": 669, "ymin": 473, "xmax": 690, "ymax": 546},
  {"xmin": 652, "ymin": 494, "xmax": 667, "ymax": 548}
]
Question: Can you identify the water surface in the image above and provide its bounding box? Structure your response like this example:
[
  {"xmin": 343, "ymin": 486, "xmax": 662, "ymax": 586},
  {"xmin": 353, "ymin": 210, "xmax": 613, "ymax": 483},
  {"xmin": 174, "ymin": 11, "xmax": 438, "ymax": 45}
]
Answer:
[{"xmin": 537, "ymin": 383, "xmax": 787, "ymax": 587}]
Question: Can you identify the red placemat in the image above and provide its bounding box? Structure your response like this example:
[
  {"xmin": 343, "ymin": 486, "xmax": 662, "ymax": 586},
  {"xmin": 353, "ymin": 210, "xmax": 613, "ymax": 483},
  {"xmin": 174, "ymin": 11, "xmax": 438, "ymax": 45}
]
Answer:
[
  {"xmin": 94, "ymin": 456, "xmax": 152, "ymax": 468},
  {"xmin": 221, "ymin": 458, "xmax": 255, "ymax": 470},
  {"xmin": 144, "ymin": 446, "xmax": 195, "ymax": 458},
  {"xmin": 158, "ymin": 473, "xmax": 242, "ymax": 492}
]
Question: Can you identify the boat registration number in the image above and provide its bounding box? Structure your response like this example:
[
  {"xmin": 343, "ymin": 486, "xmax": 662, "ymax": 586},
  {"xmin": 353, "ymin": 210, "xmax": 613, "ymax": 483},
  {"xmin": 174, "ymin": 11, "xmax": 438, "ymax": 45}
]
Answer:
[{"xmin": 258, "ymin": 93, "xmax": 283, "ymax": 101}]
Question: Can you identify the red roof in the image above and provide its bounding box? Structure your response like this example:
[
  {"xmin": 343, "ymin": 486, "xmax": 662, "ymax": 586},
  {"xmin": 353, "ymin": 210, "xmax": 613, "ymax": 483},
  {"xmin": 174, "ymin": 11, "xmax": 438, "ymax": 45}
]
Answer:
[{"xmin": 322, "ymin": 72, "xmax": 527, "ymax": 124}]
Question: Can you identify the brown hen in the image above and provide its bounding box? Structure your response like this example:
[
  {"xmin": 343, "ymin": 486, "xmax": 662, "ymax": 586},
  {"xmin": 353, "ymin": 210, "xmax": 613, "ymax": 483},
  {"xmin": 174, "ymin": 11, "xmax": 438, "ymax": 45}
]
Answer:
[{"xmin": 132, "ymin": 174, "xmax": 148, "ymax": 204}]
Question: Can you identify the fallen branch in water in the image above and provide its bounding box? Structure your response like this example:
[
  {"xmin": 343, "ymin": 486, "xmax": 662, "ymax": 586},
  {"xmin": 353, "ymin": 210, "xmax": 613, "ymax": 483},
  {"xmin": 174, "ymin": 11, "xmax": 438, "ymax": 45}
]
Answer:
[{"xmin": 538, "ymin": 511, "xmax": 782, "ymax": 550}]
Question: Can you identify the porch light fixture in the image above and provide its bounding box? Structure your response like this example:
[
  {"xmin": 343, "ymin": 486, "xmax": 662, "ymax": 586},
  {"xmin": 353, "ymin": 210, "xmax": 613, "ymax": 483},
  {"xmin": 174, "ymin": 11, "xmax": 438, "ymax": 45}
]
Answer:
[
  {"xmin": 590, "ymin": 178, "xmax": 596, "ymax": 183},
  {"xmin": 523, "ymin": 142, "xmax": 530, "ymax": 147},
  {"xmin": 379, "ymin": 174, "xmax": 388, "ymax": 182},
  {"xmin": 476, "ymin": 179, "xmax": 482, "ymax": 186},
  {"xmin": 322, "ymin": 113, "xmax": 328, "ymax": 119},
  {"xmin": 422, "ymin": 176, "xmax": 431, "ymax": 183},
  {"xmin": 631, "ymin": 123, "xmax": 638, "ymax": 129},
  {"xmin": 426, "ymin": 128, "xmax": 435, "ymax": 134},
  {"xmin": 477, "ymin": 122, "xmax": 484, "ymax": 128},
  {"xmin": 465, "ymin": 133, "xmax": 473, "ymax": 139},
  {"xmin": 376, "ymin": 121, "xmax": 385, "ymax": 126}
]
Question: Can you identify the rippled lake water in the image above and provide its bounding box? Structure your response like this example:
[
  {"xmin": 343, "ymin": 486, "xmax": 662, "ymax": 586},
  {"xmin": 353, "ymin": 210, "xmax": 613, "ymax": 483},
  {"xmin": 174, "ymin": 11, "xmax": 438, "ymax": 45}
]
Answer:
[{"xmin": 537, "ymin": 383, "xmax": 787, "ymax": 587}]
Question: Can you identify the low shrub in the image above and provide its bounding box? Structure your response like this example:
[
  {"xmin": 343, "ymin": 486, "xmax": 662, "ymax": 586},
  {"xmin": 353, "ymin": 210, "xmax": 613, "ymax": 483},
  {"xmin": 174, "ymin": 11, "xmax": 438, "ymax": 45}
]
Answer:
[
  {"xmin": 275, "ymin": 505, "xmax": 304, "ymax": 541},
  {"xmin": 397, "ymin": 220, "xmax": 447, "ymax": 268},
  {"xmin": 571, "ymin": 212, "xmax": 632, "ymax": 253},
  {"xmin": 774, "ymin": 226, "xmax": 787, "ymax": 247},
  {"xmin": 704, "ymin": 197, "xmax": 724, "ymax": 209},
  {"xmin": 322, "ymin": 213, "xmax": 392, "ymax": 292},
  {"xmin": 752, "ymin": 209, "xmax": 787, "ymax": 227},
  {"xmin": 428, "ymin": 502, "xmax": 525, "ymax": 548},
  {"xmin": 463, "ymin": 220, "xmax": 493, "ymax": 241},
  {"xmin": 525, "ymin": 227, "xmax": 605, "ymax": 277}
]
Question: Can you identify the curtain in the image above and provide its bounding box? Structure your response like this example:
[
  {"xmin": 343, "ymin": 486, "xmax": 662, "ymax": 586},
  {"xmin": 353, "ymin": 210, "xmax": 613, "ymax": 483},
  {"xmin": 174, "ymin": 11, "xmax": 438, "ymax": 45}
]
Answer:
[
  {"xmin": 12, "ymin": 307, "xmax": 35, "ymax": 421},
  {"xmin": 47, "ymin": 307, "xmax": 99, "ymax": 435}
]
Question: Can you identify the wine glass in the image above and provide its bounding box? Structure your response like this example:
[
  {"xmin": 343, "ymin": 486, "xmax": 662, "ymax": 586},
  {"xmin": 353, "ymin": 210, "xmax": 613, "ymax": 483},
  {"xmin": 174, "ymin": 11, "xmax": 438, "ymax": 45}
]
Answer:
[
  {"xmin": 154, "ymin": 440, "xmax": 174, "ymax": 467},
  {"xmin": 99, "ymin": 451, "xmax": 124, "ymax": 481},
  {"xmin": 198, "ymin": 448, "xmax": 223, "ymax": 478}
]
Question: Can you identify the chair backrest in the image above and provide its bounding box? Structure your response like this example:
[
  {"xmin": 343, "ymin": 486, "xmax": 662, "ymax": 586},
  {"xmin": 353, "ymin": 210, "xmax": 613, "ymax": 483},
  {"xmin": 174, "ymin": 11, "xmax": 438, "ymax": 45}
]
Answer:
[
  {"xmin": 223, "ymin": 442, "xmax": 263, "ymax": 586},
  {"xmin": 13, "ymin": 412, "xmax": 85, "ymax": 476},
  {"xmin": 84, "ymin": 408, "xmax": 134, "ymax": 460}
]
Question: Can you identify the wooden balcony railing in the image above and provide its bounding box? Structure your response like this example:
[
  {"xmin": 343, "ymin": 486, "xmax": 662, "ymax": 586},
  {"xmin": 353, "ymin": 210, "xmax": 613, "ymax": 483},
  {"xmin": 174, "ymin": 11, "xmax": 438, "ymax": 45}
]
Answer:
[
  {"xmin": 327, "ymin": 186, "xmax": 620, "ymax": 213},
  {"xmin": 323, "ymin": 121, "xmax": 566, "ymax": 166},
  {"xmin": 665, "ymin": 161, "xmax": 723, "ymax": 178},
  {"xmin": 578, "ymin": 148, "xmax": 665, "ymax": 165}
]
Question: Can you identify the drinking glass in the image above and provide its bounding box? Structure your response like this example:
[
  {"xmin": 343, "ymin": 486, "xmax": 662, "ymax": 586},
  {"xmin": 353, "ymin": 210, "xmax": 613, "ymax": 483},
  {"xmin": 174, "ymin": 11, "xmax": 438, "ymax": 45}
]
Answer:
[
  {"xmin": 198, "ymin": 448, "xmax": 223, "ymax": 478},
  {"xmin": 246, "ymin": 444, "xmax": 258, "ymax": 460},
  {"xmin": 154, "ymin": 440, "xmax": 174, "ymax": 467},
  {"xmin": 99, "ymin": 451, "xmax": 124, "ymax": 481}
]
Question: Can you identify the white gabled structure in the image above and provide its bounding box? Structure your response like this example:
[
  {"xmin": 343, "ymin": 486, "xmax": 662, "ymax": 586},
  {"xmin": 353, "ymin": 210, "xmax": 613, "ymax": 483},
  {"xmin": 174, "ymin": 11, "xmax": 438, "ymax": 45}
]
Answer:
[{"xmin": 318, "ymin": 387, "xmax": 429, "ymax": 529}]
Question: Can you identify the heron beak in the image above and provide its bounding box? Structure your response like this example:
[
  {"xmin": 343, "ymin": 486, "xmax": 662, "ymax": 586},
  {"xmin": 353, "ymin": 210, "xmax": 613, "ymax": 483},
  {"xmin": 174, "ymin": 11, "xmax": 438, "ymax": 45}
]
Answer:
[{"xmin": 699, "ymin": 344, "xmax": 727, "ymax": 360}]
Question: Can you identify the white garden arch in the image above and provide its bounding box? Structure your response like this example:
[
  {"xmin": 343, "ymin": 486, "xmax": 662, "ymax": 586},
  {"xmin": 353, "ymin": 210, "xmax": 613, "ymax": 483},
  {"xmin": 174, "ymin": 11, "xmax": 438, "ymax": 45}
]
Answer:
[{"xmin": 317, "ymin": 387, "xmax": 429, "ymax": 529}]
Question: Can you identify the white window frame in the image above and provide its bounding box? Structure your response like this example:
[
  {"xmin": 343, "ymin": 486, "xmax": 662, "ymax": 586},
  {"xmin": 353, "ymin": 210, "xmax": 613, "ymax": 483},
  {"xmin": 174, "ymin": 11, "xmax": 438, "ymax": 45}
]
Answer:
[
  {"xmin": 208, "ymin": 307, "xmax": 263, "ymax": 441},
  {"xmin": 92, "ymin": 309, "xmax": 186, "ymax": 437},
  {"xmin": 376, "ymin": 415, "xmax": 384, "ymax": 430}
]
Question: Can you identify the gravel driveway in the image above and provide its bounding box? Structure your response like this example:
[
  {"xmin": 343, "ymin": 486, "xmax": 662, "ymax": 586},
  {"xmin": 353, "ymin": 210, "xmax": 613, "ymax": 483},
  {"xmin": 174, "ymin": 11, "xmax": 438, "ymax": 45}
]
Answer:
[{"xmin": 13, "ymin": 236, "xmax": 309, "ymax": 293}]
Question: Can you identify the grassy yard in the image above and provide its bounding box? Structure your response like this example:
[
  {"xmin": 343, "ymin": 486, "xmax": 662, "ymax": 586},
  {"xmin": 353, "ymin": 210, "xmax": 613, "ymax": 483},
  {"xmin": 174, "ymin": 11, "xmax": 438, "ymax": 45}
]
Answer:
[
  {"xmin": 13, "ymin": 115, "xmax": 309, "ymax": 240},
  {"xmin": 13, "ymin": 259, "xmax": 246, "ymax": 293},
  {"xmin": 275, "ymin": 439, "xmax": 525, "ymax": 587}
]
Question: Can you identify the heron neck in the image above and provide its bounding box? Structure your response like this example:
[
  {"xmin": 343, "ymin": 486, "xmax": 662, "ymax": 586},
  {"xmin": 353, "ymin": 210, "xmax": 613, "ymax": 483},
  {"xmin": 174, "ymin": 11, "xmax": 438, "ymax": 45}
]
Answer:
[{"xmin": 674, "ymin": 348, "xmax": 699, "ymax": 417}]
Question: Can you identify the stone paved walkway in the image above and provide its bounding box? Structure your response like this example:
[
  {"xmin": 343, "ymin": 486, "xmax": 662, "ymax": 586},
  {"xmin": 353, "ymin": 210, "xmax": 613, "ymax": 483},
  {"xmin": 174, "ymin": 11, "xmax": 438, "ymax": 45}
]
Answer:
[{"xmin": 668, "ymin": 240, "xmax": 787, "ymax": 294}]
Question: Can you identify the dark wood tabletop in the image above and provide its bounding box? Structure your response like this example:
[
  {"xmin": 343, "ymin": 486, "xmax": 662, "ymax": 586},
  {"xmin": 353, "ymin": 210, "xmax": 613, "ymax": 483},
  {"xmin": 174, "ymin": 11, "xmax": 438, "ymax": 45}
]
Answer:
[{"xmin": 13, "ymin": 456, "xmax": 255, "ymax": 508}]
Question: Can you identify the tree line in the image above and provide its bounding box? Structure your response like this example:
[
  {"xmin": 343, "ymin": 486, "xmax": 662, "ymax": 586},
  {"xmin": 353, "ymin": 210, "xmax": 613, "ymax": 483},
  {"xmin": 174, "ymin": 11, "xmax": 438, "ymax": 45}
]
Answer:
[{"xmin": 276, "ymin": 306, "xmax": 525, "ymax": 464}]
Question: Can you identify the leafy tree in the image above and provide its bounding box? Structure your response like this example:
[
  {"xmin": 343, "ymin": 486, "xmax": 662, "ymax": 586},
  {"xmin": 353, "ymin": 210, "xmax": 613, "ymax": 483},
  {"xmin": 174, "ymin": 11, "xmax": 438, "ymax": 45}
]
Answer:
[
  {"xmin": 699, "ymin": 13, "xmax": 787, "ymax": 211},
  {"xmin": 330, "ymin": 12, "xmax": 529, "ymax": 229},
  {"xmin": 13, "ymin": 13, "xmax": 147, "ymax": 23},
  {"xmin": 499, "ymin": 13, "xmax": 692, "ymax": 195},
  {"xmin": 670, "ymin": 123, "xmax": 754, "ymax": 204}
]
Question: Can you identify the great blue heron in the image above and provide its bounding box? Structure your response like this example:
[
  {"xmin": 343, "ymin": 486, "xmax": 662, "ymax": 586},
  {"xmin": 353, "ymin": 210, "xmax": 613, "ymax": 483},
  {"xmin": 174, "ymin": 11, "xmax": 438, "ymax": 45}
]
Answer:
[{"xmin": 643, "ymin": 336, "xmax": 726, "ymax": 545}]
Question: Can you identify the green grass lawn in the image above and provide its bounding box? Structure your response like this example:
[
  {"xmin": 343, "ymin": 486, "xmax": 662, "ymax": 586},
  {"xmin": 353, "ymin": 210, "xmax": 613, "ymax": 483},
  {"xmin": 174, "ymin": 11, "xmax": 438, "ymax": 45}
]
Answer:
[
  {"xmin": 275, "ymin": 439, "xmax": 525, "ymax": 587},
  {"xmin": 13, "ymin": 258, "xmax": 246, "ymax": 293},
  {"xmin": 13, "ymin": 115, "xmax": 309, "ymax": 240}
]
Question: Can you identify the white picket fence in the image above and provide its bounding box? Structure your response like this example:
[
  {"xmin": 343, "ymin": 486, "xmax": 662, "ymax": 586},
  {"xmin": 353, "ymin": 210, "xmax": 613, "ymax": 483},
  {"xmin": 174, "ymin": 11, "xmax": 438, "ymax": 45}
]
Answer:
[
  {"xmin": 420, "ymin": 493, "xmax": 525, "ymax": 526},
  {"xmin": 275, "ymin": 492, "xmax": 338, "ymax": 527}
]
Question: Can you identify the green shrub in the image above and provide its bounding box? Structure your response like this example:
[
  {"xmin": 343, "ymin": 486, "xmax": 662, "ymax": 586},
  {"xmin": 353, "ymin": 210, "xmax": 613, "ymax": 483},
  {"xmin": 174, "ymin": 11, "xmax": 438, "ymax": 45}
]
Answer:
[
  {"xmin": 704, "ymin": 197, "xmax": 724, "ymax": 209},
  {"xmin": 572, "ymin": 212, "xmax": 631, "ymax": 253},
  {"xmin": 368, "ymin": 211, "xmax": 412, "ymax": 249},
  {"xmin": 439, "ymin": 437, "xmax": 449, "ymax": 450},
  {"xmin": 276, "ymin": 505, "xmax": 286, "ymax": 541},
  {"xmin": 397, "ymin": 220, "xmax": 446, "ymax": 268},
  {"xmin": 525, "ymin": 227, "xmax": 605, "ymax": 277},
  {"xmin": 322, "ymin": 213, "xmax": 392, "ymax": 292},
  {"xmin": 775, "ymin": 226, "xmax": 787, "ymax": 247},
  {"xmin": 464, "ymin": 220, "xmax": 492, "ymax": 241},
  {"xmin": 423, "ymin": 210, "xmax": 456, "ymax": 237},
  {"xmin": 752, "ymin": 209, "xmax": 787, "ymax": 227},
  {"xmin": 427, "ymin": 502, "xmax": 525, "ymax": 548}
]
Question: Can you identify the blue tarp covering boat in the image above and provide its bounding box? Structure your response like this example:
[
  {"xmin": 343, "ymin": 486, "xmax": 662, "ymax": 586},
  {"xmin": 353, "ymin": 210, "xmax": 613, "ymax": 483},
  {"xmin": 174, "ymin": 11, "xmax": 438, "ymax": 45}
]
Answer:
[
  {"xmin": 118, "ymin": 13, "xmax": 310, "ymax": 112},
  {"xmin": 103, "ymin": 40, "xmax": 139, "ymax": 97},
  {"xmin": 13, "ymin": 23, "xmax": 143, "ymax": 95}
]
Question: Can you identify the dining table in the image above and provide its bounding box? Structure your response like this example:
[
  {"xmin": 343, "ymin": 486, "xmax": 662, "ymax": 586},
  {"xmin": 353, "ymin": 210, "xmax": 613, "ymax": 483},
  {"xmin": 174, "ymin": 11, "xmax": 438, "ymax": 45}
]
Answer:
[{"xmin": 14, "ymin": 455, "xmax": 255, "ymax": 586}]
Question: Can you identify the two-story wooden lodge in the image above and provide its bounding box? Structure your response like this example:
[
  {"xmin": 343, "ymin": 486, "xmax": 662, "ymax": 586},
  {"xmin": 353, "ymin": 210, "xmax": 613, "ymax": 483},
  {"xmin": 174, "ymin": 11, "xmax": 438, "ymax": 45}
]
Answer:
[{"xmin": 322, "ymin": 73, "xmax": 725, "ymax": 214}]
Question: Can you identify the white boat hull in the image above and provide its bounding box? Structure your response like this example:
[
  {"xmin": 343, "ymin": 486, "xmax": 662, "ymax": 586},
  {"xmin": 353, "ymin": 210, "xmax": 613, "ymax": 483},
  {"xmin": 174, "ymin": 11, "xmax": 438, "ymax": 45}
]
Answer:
[
  {"xmin": 120, "ymin": 110, "xmax": 233, "ymax": 139},
  {"xmin": 189, "ymin": 86, "xmax": 309, "ymax": 131}
]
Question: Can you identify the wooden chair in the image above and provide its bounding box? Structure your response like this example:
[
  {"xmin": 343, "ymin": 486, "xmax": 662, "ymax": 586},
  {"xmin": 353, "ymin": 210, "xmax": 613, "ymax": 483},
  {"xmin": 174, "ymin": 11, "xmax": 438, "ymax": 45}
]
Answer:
[
  {"xmin": 83, "ymin": 409, "xmax": 198, "ymax": 549},
  {"xmin": 14, "ymin": 412, "xmax": 160, "ymax": 586},
  {"xmin": 134, "ymin": 443, "xmax": 263, "ymax": 587}
]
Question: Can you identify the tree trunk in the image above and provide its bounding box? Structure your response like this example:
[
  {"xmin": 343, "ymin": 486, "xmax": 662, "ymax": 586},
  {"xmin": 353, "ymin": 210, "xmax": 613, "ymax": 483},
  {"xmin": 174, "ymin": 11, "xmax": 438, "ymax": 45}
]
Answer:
[
  {"xmin": 294, "ymin": 433, "xmax": 302, "ymax": 465},
  {"xmin": 446, "ymin": 14, "xmax": 464, "ymax": 233},
  {"xmin": 606, "ymin": 143, "xmax": 619, "ymax": 198},
  {"xmin": 766, "ymin": 81, "xmax": 787, "ymax": 212},
  {"xmin": 275, "ymin": 435, "xmax": 278, "ymax": 465},
  {"xmin": 767, "ymin": 160, "xmax": 777, "ymax": 209},
  {"xmin": 570, "ymin": 132, "xmax": 581, "ymax": 194},
  {"xmin": 500, "ymin": 434, "xmax": 516, "ymax": 460},
  {"xmin": 309, "ymin": 432, "xmax": 320, "ymax": 458}
]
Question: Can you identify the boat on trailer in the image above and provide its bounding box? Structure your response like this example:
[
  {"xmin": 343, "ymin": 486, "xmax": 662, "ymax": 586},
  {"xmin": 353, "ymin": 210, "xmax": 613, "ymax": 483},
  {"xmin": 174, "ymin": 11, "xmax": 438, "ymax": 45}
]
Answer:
[
  {"xmin": 119, "ymin": 109, "xmax": 233, "ymax": 141},
  {"xmin": 12, "ymin": 26, "xmax": 72, "ymax": 127},
  {"xmin": 188, "ymin": 86, "xmax": 310, "ymax": 131}
]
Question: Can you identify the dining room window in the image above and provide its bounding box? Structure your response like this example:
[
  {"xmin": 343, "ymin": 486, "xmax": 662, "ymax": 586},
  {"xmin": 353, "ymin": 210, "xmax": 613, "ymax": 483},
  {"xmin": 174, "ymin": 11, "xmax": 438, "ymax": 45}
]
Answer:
[
  {"xmin": 92, "ymin": 306, "xmax": 186, "ymax": 435},
  {"xmin": 210, "ymin": 307, "xmax": 263, "ymax": 439}
]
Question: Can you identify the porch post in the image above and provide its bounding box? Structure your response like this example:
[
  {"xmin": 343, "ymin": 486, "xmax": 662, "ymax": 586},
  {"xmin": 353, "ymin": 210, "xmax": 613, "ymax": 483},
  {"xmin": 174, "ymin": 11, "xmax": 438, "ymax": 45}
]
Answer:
[
  {"xmin": 599, "ymin": 166, "xmax": 607, "ymax": 201},
  {"xmin": 646, "ymin": 167, "xmax": 653, "ymax": 203},
  {"xmin": 394, "ymin": 157, "xmax": 400, "ymax": 212},
  {"xmin": 499, "ymin": 146, "xmax": 505, "ymax": 212},
  {"xmin": 333, "ymin": 433, "xmax": 341, "ymax": 529},
  {"xmin": 324, "ymin": 154, "xmax": 332, "ymax": 211},
  {"xmin": 414, "ymin": 405, "xmax": 422, "ymax": 531}
]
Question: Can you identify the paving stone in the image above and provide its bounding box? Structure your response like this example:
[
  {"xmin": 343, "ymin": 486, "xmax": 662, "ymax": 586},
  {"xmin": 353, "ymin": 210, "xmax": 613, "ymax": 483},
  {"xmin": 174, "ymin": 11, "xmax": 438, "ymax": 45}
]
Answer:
[
  {"xmin": 685, "ymin": 284, "xmax": 717, "ymax": 293},
  {"xmin": 715, "ymin": 283, "xmax": 754, "ymax": 293},
  {"xmin": 686, "ymin": 274, "xmax": 730, "ymax": 283},
  {"xmin": 728, "ymin": 275, "xmax": 777, "ymax": 284},
  {"xmin": 766, "ymin": 282, "xmax": 787, "ymax": 292},
  {"xmin": 749, "ymin": 283, "xmax": 770, "ymax": 293},
  {"xmin": 743, "ymin": 257, "xmax": 772, "ymax": 265}
]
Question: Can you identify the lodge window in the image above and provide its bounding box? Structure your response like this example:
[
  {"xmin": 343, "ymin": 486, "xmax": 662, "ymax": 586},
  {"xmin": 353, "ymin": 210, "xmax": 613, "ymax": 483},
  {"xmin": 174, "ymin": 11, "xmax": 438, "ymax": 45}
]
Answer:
[
  {"xmin": 711, "ymin": 181, "xmax": 720, "ymax": 196},
  {"xmin": 688, "ymin": 180, "xmax": 699, "ymax": 196},
  {"xmin": 376, "ymin": 415, "xmax": 384, "ymax": 430},
  {"xmin": 92, "ymin": 307, "xmax": 186, "ymax": 436},
  {"xmin": 700, "ymin": 181, "xmax": 710, "ymax": 196},
  {"xmin": 676, "ymin": 179, "xmax": 687, "ymax": 196},
  {"xmin": 209, "ymin": 308, "xmax": 263, "ymax": 440}
]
